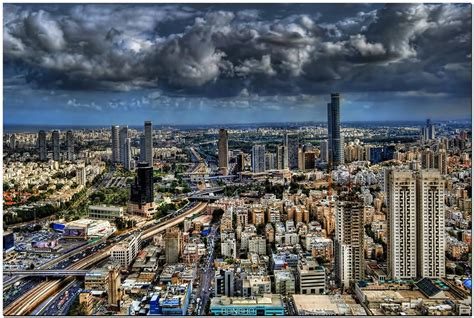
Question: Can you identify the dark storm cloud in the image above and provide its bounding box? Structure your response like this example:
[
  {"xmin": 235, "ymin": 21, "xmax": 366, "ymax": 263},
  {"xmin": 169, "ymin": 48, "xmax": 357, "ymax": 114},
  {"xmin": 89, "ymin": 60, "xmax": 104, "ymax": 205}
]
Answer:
[{"xmin": 3, "ymin": 3, "xmax": 472, "ymax": 99}]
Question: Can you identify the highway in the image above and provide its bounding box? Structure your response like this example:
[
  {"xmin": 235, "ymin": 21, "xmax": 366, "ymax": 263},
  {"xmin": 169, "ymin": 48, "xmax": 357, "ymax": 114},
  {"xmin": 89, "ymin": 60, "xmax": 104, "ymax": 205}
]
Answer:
[{"xmin": 4, "ymin": 202, "xmax": 208, "ymax": 316}]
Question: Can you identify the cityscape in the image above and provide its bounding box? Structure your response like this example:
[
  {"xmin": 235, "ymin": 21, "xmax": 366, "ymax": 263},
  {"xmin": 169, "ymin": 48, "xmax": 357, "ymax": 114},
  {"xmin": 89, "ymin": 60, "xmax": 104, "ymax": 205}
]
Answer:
[{"xmin": 3, "ymin": 2, "xmax": 472, "ymax": 317}]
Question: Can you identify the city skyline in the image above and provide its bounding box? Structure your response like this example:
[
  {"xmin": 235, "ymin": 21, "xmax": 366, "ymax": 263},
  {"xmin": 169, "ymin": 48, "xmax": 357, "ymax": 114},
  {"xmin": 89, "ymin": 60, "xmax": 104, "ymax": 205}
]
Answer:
[{"xmin": 4, "ymin": 3, "xmax": 472, "ymax": 125}]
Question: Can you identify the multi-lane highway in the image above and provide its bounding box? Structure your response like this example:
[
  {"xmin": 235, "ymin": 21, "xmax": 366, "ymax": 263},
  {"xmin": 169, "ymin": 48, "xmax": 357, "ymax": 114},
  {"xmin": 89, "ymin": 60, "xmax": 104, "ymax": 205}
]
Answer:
[{"xmin": 4, "ymin": 202, "xmax": 208, "ymax": 316}]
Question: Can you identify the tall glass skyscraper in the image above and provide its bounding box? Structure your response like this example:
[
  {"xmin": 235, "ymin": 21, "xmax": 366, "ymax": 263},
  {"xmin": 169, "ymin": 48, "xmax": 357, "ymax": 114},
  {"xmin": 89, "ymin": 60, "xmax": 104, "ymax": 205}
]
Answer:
[
  {"xmin": 327, "ymin": 93, "xmax": 344, "ymax": 169},
  {"xmin": 144, "ymin": 121, "xmax": 153, "ymax": 167},
  {"xmin": 119, "ymin": 126, "xmax": 129, "ymax": 165},
  {"xmin": 38, "ymin": 130, "xmax": 47, "ymax": 161},
  {"xmin": 66, "ymin": 130, "xmax": 74, "ymax": 161},
  {"xmin": 218, "ymin": 129, "xmax": 229, "ymax": 175},
  {"xmin": 52, "ymin": 130, "xmax": 60, "ymax": 161},
  {"xmin": 111, "ymin": 125, "xmax": 120, "ymax": 163}
]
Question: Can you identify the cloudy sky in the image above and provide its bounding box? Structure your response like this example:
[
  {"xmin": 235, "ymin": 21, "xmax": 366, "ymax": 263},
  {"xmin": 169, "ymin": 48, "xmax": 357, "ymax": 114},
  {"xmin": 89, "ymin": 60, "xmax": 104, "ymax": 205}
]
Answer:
[{"xmin": 3, "ymin": 3, "xmax": 472, "ymax": 125}]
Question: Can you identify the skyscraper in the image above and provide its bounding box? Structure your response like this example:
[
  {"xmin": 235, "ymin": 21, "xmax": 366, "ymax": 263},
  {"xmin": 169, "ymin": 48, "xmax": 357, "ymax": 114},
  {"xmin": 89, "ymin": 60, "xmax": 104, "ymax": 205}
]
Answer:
[
  {"xmin": 251, "ymin": 145, "xmax": 266, "ymax": 173},
  {"xmin": 286, "ymin": 133, "xmax": 299, "ymax": 170},
  {"xmin": 335, "ymin": 197, "xmax": 364, "ymax": 289},
  {"xmin": 129, "ymin": 162, "xmax": 155, "ymax": 217},
  {"xmin": 38, "ymin": 130, "xmax": 47, "ymax": 161},
  {"xmin": 123, "ymin": 138, "xmax": 132, "ymax": 171},
  {"xmin": 276, "ymin": 145, "xmax": 287, "ymax": 170},
  {"xmin": 52, "ymin": 130, "xmax": 60, "ymax": 161},
  {"xmin": 423, "ymin": 119, "xmax": 436, "ymax": 141},
  {"xmin": 319, "ymin": 140, "xmax": 328, "ymax": 163},
  {"xmin": 265, "ymin": 152, "xmax": 276, "ymax": 170},
  {"xmin": 218, "ymin": 129, "xmax": 229, "ymax": 175},
  {"xmin": 417, "ymin": 170, "xmax": 445, "ymax": 278},
  {"xmin": 327, "ymin": 93, "xmax": 344, "ymax": 169},
  {"xmin": 9, "ymin": 134, "xmax": 16, "ymax": 150},
  {"xmin": 387, "ymin": 170, "xmax": 417, "ymax": 279},
  {"xmin": 66, "ymin": 130, "xmax": 74, "ymax": 161},
  {"xmin": 119, "ymin": 126, "xmax": 129, "ymax": 165},
  {"xmin": 76, "ymin": 166, "xmax": 87, "ymax": 186},
  {"xmin": 144, "ymin": 121, "xmax": 153, "ymax": 167},
  {"xmin": 236, "ymin": 152, "xmax": 245, "ymax": 173},
  {"xmin": 111, "ymin": 125, "xmax": 120, "ymax": 163}
]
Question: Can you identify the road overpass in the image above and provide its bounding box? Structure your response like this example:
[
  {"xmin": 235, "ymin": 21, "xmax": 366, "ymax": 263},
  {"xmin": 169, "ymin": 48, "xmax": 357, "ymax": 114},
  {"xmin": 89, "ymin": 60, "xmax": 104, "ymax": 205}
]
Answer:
[{"xmin": 4, "ymin": 270, "xmax": 91, "ymax": 277}]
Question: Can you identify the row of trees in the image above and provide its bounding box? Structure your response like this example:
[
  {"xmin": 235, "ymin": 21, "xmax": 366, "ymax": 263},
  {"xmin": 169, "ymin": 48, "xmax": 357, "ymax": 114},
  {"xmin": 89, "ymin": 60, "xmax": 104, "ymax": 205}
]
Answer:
[{"xmin": 4, "ymin": 204, "xmax": 58, "ymax": 226}]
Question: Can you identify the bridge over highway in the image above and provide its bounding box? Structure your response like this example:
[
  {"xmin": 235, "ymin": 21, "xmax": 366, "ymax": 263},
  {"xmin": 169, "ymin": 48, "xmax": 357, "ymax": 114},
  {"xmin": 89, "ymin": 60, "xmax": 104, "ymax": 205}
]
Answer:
[{"xmin": 4, "ymin": 270, "xmax": 92, "ymax": 277}]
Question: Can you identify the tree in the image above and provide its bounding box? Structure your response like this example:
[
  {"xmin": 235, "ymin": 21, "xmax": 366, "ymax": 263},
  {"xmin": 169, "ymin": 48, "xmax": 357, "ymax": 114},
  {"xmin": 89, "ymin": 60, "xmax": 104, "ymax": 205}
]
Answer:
[{"xmin": 212, "ymin": 208, "xmax": 224, "ymax": 223}]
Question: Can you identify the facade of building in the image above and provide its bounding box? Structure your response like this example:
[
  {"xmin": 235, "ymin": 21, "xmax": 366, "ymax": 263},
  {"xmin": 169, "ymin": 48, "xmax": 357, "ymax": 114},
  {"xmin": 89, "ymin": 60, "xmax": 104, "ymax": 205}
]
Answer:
[
  {"xmin": 210, "ymin": 294, "xmax": 284, "ymax": 316},
  {"xmin": 66, "ymin": 130, "xmax": 74, "ymax": 161},
  {"xmin": 387, "ymin": 170, "xmax": 417, "ymax": 279},
  {"xmin": 252, "ymin": 145, "xmax": 266, "ymax": 173},
  {"xmin": 52, "ymin": 130, "xmax": 60, "ymax": 161},
  {"xmin": 124, "ymin": 138, "xmax": 132, "ymax": 171},
  {"xmin": 111, "ymin": 125, "xmax": 120, "ymax": 163},
  {"xmin": 165, "ymin": 227, "xmax": 182, "ymax": 264},
  {"xmin": 417, "ymin": 170, "xmax": 445, "ymax": 278},
  {"xmin": 38, "ymin": 130, "xmax": 47, "ymax": 161},
  {"xmin": 297, "ymin": 259, "xmax": 326, "ymax": 294},
  {"xmin": 286, "ymin": 133, "xmax": 299, "ymax": 170},
  {"xmin": 218, "ymin": 129, "xmax": 229, "ymax": 176},
  {"xmin": 327, "ymin": 93, "xmax": 344, "ymax": 168},
  {"xmin": 76, "ymin": 166, "xmax": 87, "ymax": 186},
  {"xmin": 144, "ymin": 121, "xmax": 153, "ymax": 166},
  {"xmin": 110, "ymin": 234, "xmax": 141, "ymax": 267},
  {"xmin": 128, "ymin": 162, "xmax": 155, "ymax": 217},
  {"xmin": 335, "ymin": 198, "xmax": 364, "ymax": 289},
  {"xmin": 88, "ymin": 205, "xmax": 124, "ymax": 220},
  {"xmin": 119, "ymin": 126, "xmax": 129, "ymax": 165}
]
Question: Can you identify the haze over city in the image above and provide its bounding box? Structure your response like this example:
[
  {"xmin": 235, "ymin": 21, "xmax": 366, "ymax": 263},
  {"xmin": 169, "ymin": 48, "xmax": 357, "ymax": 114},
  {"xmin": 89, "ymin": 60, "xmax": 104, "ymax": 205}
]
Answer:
[{"xmin": 4, "ymin": 3, "xmax": 472, "ymax": 125}]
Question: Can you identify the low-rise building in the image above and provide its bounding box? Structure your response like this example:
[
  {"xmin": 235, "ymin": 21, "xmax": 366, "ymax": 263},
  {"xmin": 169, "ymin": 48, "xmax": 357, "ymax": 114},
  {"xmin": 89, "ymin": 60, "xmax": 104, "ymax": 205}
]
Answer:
[{"xmin": 210, "ymin": 294, "xmax": 284, "ymax": 316}]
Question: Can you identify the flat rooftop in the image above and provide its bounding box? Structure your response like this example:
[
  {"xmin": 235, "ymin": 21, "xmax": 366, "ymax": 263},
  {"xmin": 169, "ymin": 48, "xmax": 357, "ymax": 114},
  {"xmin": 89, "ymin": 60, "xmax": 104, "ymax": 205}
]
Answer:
[{"xmin": 211, "ymin": 294, "xmax": 283, "ymax": 307}]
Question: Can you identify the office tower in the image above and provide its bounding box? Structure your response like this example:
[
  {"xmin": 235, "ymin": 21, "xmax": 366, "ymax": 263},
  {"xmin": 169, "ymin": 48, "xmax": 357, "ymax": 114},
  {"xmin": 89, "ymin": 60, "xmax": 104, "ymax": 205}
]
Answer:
[
  {"xmin": 319, "ymin": 140, "xmax": 328, "ymax": 163},
  {"xmin": 119, "ymin": 126, "xmax": 129, "ymax": 164},
  {"xmin": 236, "ymin": 152, "xmax": 245, "ymax": 172},
  {"xmin": 144, "ymin": 121, "xmax": 153, "ymax": 167},
  {"xmin": 52, "ymin": 130, "xmax": 60, "ymax": 161},
  {"xmin": 327, "ymin": 93, "xmax": 344, "ymax": 169},
  {"xmin": 417, "ymin": 170, "xmax": 445, "ymax": 278},
  {"xmin": 423, "ymin": 119, "xmax": 436, "ymax": 141},
  {"xmin": 251, "ymin": 145, "xmax": 266, "ymax": 173},
  {"xmin": 298, "ymin": 148, "xmax": 304, "ymax": 170},
  {"xmin": 303, "ymin": 151, "xmax": 316, "ymax": 170},
  {"xmin": 165, "ymin": 227, "xmax": 182, "ymax": 264},
  {"xmin": 123, "ymin": 138, "xmax": 132, "ymax": 171},
  {"xmin": 76, "ymin": 166, "xmax": 87, "ymax": 186},
  {"xmin": 387, "ymin": 170, "xmax": 417, "ymax": 279},
  {"xmin": 286, "ymin": 133, "xmax": 299, "ymax": 170},
  {"xmin": 111, "ymin": 125, "xmax": 120, "ymax": 163},
  {"xmin": 38, "ymin": 130, "xmax": 47, "ymax": 161},
  {"xmin": 139, "ymin": 135, "xmax": 146, "ymax": 162},
  {"xmin": 107, "ymin": 265, "xmax": 122, "ymax": 310},
  {"xmin": 218, "ymin": 129, "xmax": 229, "ymax": 175},
  {"xmin": 129, "ymin": 162, "xmax": 155, "ymax": 217},
  {"xmin": 276, "ymin": 145, "xmax": 287, "ymax": 169},
  {"xmin": 66, "ymin": 130, "xmax": 74, "ymax": 161},
  {"xmin": 215, "ymin": 269, "xmax": 235, "ymax": 297},
  {"xmin": 265, "ymin": 152, "xmax": 276, "ymax": 170},
  {"xmin": 335, "ymin": 198, "xmax": 364, "ymax": 289}
]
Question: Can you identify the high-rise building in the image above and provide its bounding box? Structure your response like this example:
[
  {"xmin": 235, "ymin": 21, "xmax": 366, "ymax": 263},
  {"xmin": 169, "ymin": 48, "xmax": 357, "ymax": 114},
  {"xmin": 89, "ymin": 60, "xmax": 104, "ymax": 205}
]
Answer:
[
  {"xmin": 236, "ymin": 152, "xmax": 245, "ymax": 172},
  {"xmin": 111, "ymin": 125, "xmax": 120, "ymax": 163},
  {"xmin": 52, "ymin": 130, "xmax": 60, "ymax": 161},
  {"xmin": 139, "ymin": 135, "xmax": 146, "ymax": 162},
  {"xmin": 144, "ymin": 121, "xmax": 153, "ymax": 167},
  {"xmin": 66, "ymin": 130, "xmax": 74, "ymax": 161},
  {"xmin": 327, "ymin": 93, "xmax": 344, "ymax": 169},
  {"xmin": 265, "ymin": 152, "xmax": 276, "ymax": 170},
  {"xmin": 119, "ymin": 126, "xmax": 129, "ymax": 165},
  {"xmin": 276, "ymin": 145, "xmax": 287, "ymax": 170},
  {"xmin": 165, "ymin": 227, "xmax": 182, "ymax": 264},
  {"xmin": 123, "ymin": 138, "xmax": 132, "ymax": 171},
  {"xmin": 251, "ymin": 145, "xmax": 266, "ymax": 173},
  {"xmin": 335, "ymin": 197, "xmax": 364, "ymax": 289},
  {"xmin": 303, "ymin": 151, "xmax": 316, "ymax": 170},
  {"xmin": 387, "ymin": 170, "xmax": 417, "ymax": 279},
  {"xmin": 38, "ymin": 130, "xmax": 47, "ymax": 161},
  {"xmin": 286, "ymin": 133, "xmax": 299, "ymax": 170},
  {"xmin": 218, "ymin": 129, "xmax": 229, "ymax": 175},
  {"xmin": 107, "ymin": 264, "xmax": 122, "ymax": 310},
  {"xmin": 417, "ymin": 170, "xmax": 445, "ymax": 278},
  {"xmin": 128, "ymin": 162, "xmax": 155, "ymax": 217},
  {"xmin": 423, "ymin": 119, "xmax": 436, "ymax": 141},
  {"xmin": 76, "ymin": 166, "xmax": 87, "ymax": 186}
]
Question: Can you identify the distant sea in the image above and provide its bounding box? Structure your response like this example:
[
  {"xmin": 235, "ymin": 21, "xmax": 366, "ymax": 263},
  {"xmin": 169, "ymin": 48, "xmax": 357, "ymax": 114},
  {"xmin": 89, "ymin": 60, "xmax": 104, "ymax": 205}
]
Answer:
[{"xmin": 4, "ymin": 120, "xmax": 471, "ymax": 134}]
